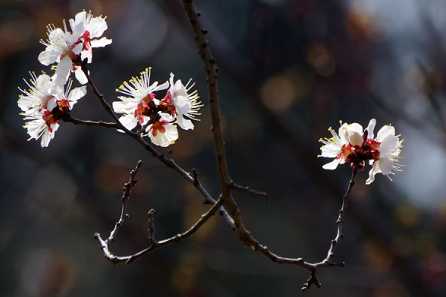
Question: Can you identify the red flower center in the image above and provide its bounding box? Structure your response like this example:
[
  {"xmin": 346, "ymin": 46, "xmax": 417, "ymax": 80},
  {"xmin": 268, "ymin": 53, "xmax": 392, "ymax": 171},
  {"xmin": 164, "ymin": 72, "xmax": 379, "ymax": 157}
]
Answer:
[
  {"xmin": 134, "ymin": 93, "xmax": 156, "ymax": 124},
  {"xmin": 159, "ymin": 92, "xmax": 176, "ymax": 116},
  {"xmin": 150, "ymin": 120, "xmax": 166, "ymax": 137},
  {"xmin": 338, "ymin": 138, "xmax": 381, "ymax": 169}
]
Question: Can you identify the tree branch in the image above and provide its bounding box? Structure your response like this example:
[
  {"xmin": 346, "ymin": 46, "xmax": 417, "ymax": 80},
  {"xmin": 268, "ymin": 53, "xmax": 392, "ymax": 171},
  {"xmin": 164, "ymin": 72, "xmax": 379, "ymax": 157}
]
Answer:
[{"xmin": 63, "ymin": 114, "xmax": 119, "ymax": 129}]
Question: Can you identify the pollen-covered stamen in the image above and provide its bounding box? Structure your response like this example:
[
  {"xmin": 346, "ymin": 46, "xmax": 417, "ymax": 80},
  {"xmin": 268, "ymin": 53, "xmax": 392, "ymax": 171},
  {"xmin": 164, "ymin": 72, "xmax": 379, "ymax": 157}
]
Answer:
[{"xmin": 56, "ymin": 99, "xmax": 71, "ymax": 113}]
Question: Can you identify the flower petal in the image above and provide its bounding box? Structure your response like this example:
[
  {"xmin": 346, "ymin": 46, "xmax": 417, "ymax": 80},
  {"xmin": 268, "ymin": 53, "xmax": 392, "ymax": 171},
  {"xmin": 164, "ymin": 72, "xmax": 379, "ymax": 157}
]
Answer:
[
  {"xmin": 322, "ymin": 158, "xmax": 340, "ymax": 170},
  {"xmin": 376, "ymin": 125, "xmax": 395, "ymax": 142},
  {"xmin": 366, "ymin": 118, "xmax": 376, "ymax": 139}
]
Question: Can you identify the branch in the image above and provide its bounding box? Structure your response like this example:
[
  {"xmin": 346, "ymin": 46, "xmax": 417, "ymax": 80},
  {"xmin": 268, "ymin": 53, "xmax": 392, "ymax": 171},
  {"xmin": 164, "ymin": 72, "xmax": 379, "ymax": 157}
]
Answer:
[
  {"xmin": 230, "ymin": 181, "xmax": 268, "ymax": 198},
  {"xmin": 181, "ymin": 0, "xmax": 356, "ymax": 290},
  {"xmin": 63, "ymin": 114, "xmax": 119, "ymax": 129},
  {"xmin": 80, "ymin": 62, "xmax": 235, "ymax": 229},
  {"xmin": 95, "ymin": 190, "xmax": 225, "ymax": 264}
]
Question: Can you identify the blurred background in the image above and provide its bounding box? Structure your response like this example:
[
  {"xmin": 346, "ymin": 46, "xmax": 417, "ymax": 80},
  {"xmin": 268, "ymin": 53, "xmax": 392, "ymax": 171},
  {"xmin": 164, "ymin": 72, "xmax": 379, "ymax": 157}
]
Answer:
[{"xmin": 1, "ymin": 0, "xmax": 446, "ymax": 296}]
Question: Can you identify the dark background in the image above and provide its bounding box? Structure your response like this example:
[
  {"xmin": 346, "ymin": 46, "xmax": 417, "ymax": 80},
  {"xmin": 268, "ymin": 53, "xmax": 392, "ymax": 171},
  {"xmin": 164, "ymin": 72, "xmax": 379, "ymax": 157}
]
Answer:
[{"xmin": 1, "ymin": 0, "xmax": 446, "ymax": 296}]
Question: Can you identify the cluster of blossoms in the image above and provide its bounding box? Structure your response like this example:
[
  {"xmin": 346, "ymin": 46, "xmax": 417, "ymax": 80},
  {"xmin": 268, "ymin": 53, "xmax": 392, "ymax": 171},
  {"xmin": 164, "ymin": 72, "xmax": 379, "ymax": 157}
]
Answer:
[
  {"xmin": 319, "ymin": 119, "xmax": 403, "ymax": 184},
  {"xmin": 18, "ymin": 10, "xmax": 202, "ymax": 148},
  {"xmin": 112, "ymin": 69, "xmax": 203, "ymax": 147},
  {"xmin": 18, "ymin": 10, "xmax": 111, "ymax": 147}
]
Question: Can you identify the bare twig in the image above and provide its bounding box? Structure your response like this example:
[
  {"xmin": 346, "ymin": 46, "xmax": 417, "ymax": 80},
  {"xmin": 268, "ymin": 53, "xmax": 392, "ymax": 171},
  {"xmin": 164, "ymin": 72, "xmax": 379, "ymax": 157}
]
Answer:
[
  {"xmin": 80, "ymin": 63, "xmax": 235, "ymax": 229},
  {"xmin": 230, "ymin": 181, "xmax": 268, "ymax": 198},
  {"xmin": 181, "ymin": 0, "xmax": 356, "ymax": 290},
  {"xmin": 95, "ymin": 195, "xmax": 225, "ymax": 264},
  {"xmin": 63, "ymin": 114, "xmax": 119, "ymax": 129}
]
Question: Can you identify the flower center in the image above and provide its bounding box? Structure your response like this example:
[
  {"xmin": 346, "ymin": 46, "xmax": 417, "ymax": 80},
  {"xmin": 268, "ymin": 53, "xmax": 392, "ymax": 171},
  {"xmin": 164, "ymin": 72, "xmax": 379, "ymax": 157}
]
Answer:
[
  {"xmin": 134, "ymin": 93, "xmax": 156, "ymax": 124},
  {"xmin": 150, "ymin": 120, "xmax": 166, "ymax": 137},
  {"xmin": 159, "ymin": 92, "xmax": 176, "ymax": 116},
  {"xmin": 81, "ymin": 31, "xmax": 91, "ymax": 50},
  {"xmin": 338, "ymin": 138, "xmax": 381, "ymax": 169}
]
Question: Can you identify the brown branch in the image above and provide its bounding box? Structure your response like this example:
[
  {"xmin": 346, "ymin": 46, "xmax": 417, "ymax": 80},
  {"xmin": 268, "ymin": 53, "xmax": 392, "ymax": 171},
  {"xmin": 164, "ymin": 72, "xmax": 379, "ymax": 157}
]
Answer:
[
  {"xmin": 230, "ymin": 181, "xmax": 268, "ymax": 198},
  {"xmin": 181, "ymin": 0, "xmax": 357, "ymax": 291},
  {"xmin": 62, "ymin": 114, "xmax": 119, "ymax": 129},
  {"xmin": 95, "ymin": 193, "xmax": 225, "ymax": 264},
  {"xmin": 80, "ymin": 63, "xmax": 235, "ymax": 229}
]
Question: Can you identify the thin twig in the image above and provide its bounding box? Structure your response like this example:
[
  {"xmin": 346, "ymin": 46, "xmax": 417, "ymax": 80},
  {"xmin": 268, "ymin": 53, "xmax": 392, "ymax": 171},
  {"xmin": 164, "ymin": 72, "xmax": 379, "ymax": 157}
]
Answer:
[
  {"xmin": 80, "ymin": 64, "xmax": 235, "ymax": 229},
  {"xmin": 230, "ymin": 181, "xmax": 268, "ymax": 198},
  {"xmin": 63, "ymin": 114, "xmax": 119, "ymax": 129},
  {"xmin": 95, "ymin": 196, "xmax": 225, "ymax": 264}
]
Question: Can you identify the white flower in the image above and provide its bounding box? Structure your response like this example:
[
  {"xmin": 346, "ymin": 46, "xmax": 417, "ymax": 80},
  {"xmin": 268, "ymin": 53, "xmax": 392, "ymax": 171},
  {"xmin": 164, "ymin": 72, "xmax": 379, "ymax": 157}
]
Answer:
[
  {"xmin": 366, "ymin": 123, "xmax": 403, "ymax": 184},
  {"xmin": 68, "ymin": 10, "xmax": 112, "ymax": 63},
  {"xmin": 38, "ymin": 10, "xmax": 111, "ymax": 87},
  {"xmin": 113, "ymin": 68, "xmax": 169, "ymax": 130},
  {"xmin": 160, "ymin": 73, "xmax": 203, "ymax": 130},
  {"xmin": 319, "ymin": 118, "xmax": 403, "ymax": 184},
  {"xmin": 19, "ymin": 77, "xmax": 87, "ymax": 147},
  {"xmin": 18, "ymin": 72, "xmax": 54, "ymax": 113},
  {"xmin": 318, "ymin": 121, "xmax": 367, "ymax": 170},
  {"xmin": 145, "ymin": 113, "xmax": 179, "ymax": 147}
]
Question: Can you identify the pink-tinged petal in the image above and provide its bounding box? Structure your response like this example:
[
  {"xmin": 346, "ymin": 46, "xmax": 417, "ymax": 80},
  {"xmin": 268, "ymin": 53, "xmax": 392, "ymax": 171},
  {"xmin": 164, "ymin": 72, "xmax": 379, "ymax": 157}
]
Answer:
[
  {"xmin": 376, "ymin": 125, "xmax": 395, "ymax": 142},
  {"xmin": 119, "ymin": 114, "xmax": 138, "ymax": 130},
  {"xmin": 90, "ymin": 37, "xmax": 112, "ymax": 48},
  {"xmin": 322, "ymin": 158, "xmax": 340, "ymax": 170},
  {"xmin": 366, "ymin": 118, "xmax": 376, "ymax": 139}
]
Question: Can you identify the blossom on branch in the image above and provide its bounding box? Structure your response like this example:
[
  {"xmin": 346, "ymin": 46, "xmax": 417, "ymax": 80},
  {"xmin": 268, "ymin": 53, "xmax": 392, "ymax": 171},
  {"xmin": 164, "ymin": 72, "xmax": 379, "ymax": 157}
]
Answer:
[
  {"xmin": 38, "ymin": 10, "xmax": 111, "ymax": 88},
  {"xmin": 112, "ymin": 68, "xmax": 202, "ymax": 147},
  {"xmin": 145, "ymin": 113, "xmax": 179, "ymax": 147},
  {"xmin": 160, "ymin": 73, "xmax": 203, "ymax": 130},
  {"xmin": 319, "ymin": 119, "xmax": 402, "ymax": 184},
  {"xmin": 113, "ymin": 68, "xmax": 169, "ymax": 130},
  {"xmin": 18, "ymin": 75, "xmax": 87, "ymax": 147}
]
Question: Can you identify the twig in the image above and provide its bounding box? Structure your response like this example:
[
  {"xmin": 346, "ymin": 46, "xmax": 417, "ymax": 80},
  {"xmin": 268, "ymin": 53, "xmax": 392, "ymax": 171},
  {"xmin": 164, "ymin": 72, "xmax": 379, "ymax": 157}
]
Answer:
[
  {"xmin": 230, "ymin": 181, "xmax": 268, "ymax": 198},
  {"xmin": 80, "ymin": 63, "xmax": 235, "ymax": 229},
  {"xmin": 301, "ymin": 167, "xmax": 357, "ymax": 291},
  {"xmin": 63, "ymin": 114, "xmax": 119, "ymax": 129},
  {"xmin": 181, "ymin": 0, "xmax": 356, "ymax": 290},
  {"xmin": 95, "ymin": 195, "xmax": 225, "ymax": 264}
]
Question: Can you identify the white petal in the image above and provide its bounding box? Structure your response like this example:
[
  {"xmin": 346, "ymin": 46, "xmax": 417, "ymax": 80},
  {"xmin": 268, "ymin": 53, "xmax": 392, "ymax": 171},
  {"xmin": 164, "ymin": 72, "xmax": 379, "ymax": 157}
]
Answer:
[
  {"xmin": 376, "ymin": 125, "xmax": 395, "ymax": 142},
  {"xmin": 68, "ymin": 86, "xmax": 87, "ymax": 107},
  {"xmin": 38, "ymin": 46, "xmax": 61, "ymax": 66},
  {"xmin": 319, "ymin": 143, "xmax": 341, "ymax": 158},
  {"xmin": 119, "ymin": 114, "xmax": 138, "ymax": 130},
  {"xmin": 378, "ymin": 157, "xmax": 394, "ymax": 175},
  {"xmin": 91, "ymin": 37, "xmax": 112, "ymax": 48},
  {"xmin": 322, "ymin": 158, "xmax": 340, "ymax": 170},
  {"xmin": 380, "ymin": 135, "xmax": 398, "ymax": 158},
  {"xmin": 52, "ymin": 56, "xmax": 72, "ymax": 92},
  {"xmin": 112, "ymin": 101, "xmax": 136, "ymax": 114},
  {"xmin": 177, "ymin": 115, "xmax": 194, "ymax": 130},
  {"xmin": 74, "ymin": 67, "xmax": 88, "ymax": 85},
  {"xmin": 366, "ymin": 118, "xmax": 376, "ymax": 139},
  {"xmin": 366, "ymin": 162, "xmax": 381, "ymax": 185},
  {"xmin": 88, "ymin": 17, "xmax": 108, "ymax": 38}
]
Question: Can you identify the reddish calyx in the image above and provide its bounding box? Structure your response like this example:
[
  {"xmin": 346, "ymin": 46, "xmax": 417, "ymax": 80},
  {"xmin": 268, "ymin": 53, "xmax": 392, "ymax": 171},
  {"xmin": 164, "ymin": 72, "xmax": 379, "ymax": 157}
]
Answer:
[
  {"xmin": 43, "ymin": 99, "xmax": 71, "ymax": 132},
  {"xmin": 339, "ymin": 137, "xmax": 381, "ymax": 169},
  {"xmin": 81, "ymin": 31, "xmax": 91, "ymax": 50},
  {"xmin": 134, "ymin": 93, "xmax": 156, "ymax": 124},
  {"xmin": 159, "ymin": 92, "xmax": 176, "ymax": 116},
  {"xmin": 150, "ymin": 120, "xmax": 167, "ymax": 136}
]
